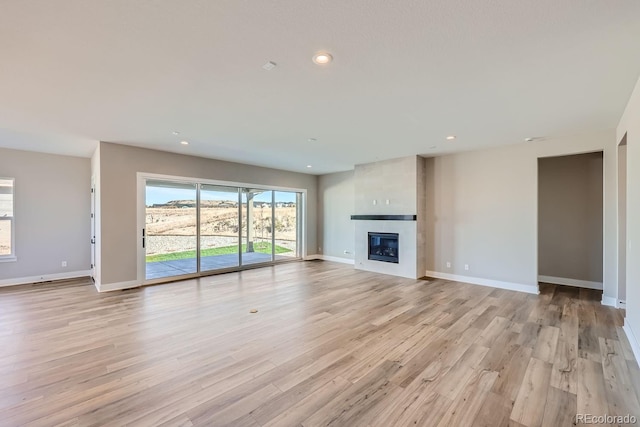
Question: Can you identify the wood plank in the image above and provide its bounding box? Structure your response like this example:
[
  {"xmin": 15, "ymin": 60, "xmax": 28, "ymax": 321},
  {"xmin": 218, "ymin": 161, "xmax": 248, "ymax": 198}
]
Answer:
[
  {"xmin": 540, "ymin": 385, "xmax": 577, "ymax": 427},
  {"xmin": 532, "ymin": 325, "xmax": 560, "ymax": 363},
  {"xmin": 577, "ymin": 357, "xmax": 609, "ymax": 418},
  {"xmin": 436, "ymin": 369, "xmax": 499, "ymax": 427},
  {"xmin": 510, "ymin": 357, "xmax": 553, "ymax": 426}
]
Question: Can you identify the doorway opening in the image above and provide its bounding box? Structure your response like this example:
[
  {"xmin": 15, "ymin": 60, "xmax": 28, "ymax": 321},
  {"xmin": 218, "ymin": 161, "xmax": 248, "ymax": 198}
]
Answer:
[{"xmin": 537, "ymin": 152, "xmax": 604, "ymax": 290}]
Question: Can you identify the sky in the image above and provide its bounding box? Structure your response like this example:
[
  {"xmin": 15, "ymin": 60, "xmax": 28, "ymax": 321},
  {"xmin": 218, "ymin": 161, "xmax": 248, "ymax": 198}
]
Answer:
[{"xmin": 145, "ymin": 186, "xmax": 297, "ymax": 206}]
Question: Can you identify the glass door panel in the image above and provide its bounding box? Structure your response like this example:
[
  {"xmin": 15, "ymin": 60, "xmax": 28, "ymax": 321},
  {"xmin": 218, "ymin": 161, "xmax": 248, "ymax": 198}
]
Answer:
[
  {"xmin": 145, "ymin": 180, "xmax": 198, "ymax": 280},
  {"xmin": 241, "ymin": 189, "xmax": 274, "ymax": 265},
  {"xmin": 200, "ymin": 184, "xmax": 240, "ymax": 271},
  {"xmin": 274, "ymin": 191, "xmax": 298, "ymax": 260}
]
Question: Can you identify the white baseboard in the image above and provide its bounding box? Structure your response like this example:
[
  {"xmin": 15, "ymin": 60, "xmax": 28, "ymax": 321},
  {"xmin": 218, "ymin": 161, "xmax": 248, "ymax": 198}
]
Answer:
[
  {"xmin": 96, "ymin": 279, "xmax": 141, "ymax": 292},
  {"xmin": 623, "ymin": 322, "xmax": 640, "ymax": 365},
  {"xmin": 601, "ymin": 296, "xmax": 617, "ymax": 307},
  {"xmin": 0, "ymin": 270, "xmax": 92, "ymax": 288},
  {"xmin": 618, "ymin": 300, "xmax": 627, "ymax": 309},
  {"xmin": 538, "ymin": 275, "xmax": 603, "ymax": 290},
  {"xmin": 304, "ymin": 255, "xmax": 355, "ymax": 265},
  {"xmin": 425, "ymin": 270, "xmax": 539, "ymax": 295}
]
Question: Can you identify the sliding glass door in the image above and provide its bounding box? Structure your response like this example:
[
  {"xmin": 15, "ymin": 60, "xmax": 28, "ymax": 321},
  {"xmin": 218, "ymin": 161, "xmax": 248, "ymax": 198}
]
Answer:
[
  {"xmin": 141, "ymin": 176, "xmax": 303, "ymax": 282},
  {"xmin": 200, "ymin": 185, "xmax": 240, "ymax": 272},
  {"xmin": 145, "ymin": 181, "xmax": 198, "ymax": 280},
  {"xmin": 241, "ymin": 189, "xmax": 274, "ymax": 265},
  {"xmin": 274, "ymin": 191, "xmax": 299, "ymax": 260}
]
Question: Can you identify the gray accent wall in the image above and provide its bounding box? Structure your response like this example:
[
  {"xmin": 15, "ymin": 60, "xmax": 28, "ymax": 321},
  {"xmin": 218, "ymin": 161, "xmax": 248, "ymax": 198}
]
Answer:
[
  {"xmin": 538, "ymin": 152, "xmax": 604, "ymax": 283},
  {"xmin": 0, "ymin": 147, "xmax": 90, "ymax": 281},
  {"xmin": 97, "ymin": 142, "xmax": 318, "ymax": 286}
]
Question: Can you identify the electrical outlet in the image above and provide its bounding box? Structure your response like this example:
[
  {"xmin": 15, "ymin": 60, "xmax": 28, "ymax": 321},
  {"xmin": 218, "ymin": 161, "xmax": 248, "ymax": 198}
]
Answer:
[
  {"xmin": 61, "ymin": 261, "xmax": 67, "ymax": 267},
  {"xmin": 464, "ymin": 264, "xmax": 469, "ymax": 271},
  {"xmin": 446, "ymin": 261, "xmax": 451, "ymax": 268},
  {"xmin": 318, "ymin": 247, "xmax": 322, "ymax": 253}
]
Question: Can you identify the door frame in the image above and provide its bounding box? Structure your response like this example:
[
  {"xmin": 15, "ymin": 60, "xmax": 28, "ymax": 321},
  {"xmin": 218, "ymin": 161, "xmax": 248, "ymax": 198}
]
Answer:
[
  {"xmin": 617, "ymin": 134, "xmax": 628, "ymax": 308},
  {"xmin": 136, "ymin": 172, "xmax": 307, "ymax": 285},
  {"xmin": 90, "ymin": 175, "xmax": 96, "ymax": 281}
]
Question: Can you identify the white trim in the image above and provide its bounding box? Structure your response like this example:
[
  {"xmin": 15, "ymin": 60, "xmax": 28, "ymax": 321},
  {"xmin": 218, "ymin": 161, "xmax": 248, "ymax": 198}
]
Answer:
[
  {"xmin": 623, "ymin": 322, "xmax": 640, "ymax": 365},
  {"xmin": 96, "ymin": 279, "xmax": 141, "ymax": 292},
  {"xmin": 305, "ymin": 254, "xmax": 355, "ymax": 265},
  {"xmin": 137, "ymin": 174, "xmax": 145, "ymax": 284},
  {"xmin": 538, "ymin": 275, "xmax": 603, "ymax": 290},
  {"xmin": 618, "ymin": 300, "xmax": 626, "ymax": 309},
  {"xmin": 0, "ymin": 270, "xmax": 92, "ymax": 288},
  {"xmin": 0, "ymin": 177, "xmax": 16, "ymax": 260},
  {"xmin": 425, "ymin": 270, "xmax": 539, "ymax": 295},
  {"xmin": 601, "ymin": 296, "xmax": 617, "ymax": 307}
]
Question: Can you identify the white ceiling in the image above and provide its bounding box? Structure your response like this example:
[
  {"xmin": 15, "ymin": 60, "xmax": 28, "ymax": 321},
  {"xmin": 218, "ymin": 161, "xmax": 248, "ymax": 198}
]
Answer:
[{"xmin": 1, "ymin": 1, "xmax": 639, "ymax": 174}]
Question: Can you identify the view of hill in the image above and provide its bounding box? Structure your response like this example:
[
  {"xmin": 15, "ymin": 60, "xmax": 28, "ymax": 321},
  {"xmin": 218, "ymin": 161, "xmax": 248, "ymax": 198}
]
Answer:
[{"xmin": 145, "ymin": 202, "xmax": 297, "ymax": 256}]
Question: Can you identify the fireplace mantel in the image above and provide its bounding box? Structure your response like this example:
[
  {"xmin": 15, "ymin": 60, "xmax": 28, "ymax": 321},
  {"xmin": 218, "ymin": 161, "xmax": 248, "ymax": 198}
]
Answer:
[{"xmin": 350, "ymin": 215, "xmax": 416, "ymax": 221}]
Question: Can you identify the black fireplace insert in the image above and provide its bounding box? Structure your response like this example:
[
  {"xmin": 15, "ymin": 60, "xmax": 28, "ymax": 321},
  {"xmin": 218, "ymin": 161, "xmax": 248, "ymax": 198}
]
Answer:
[{"xmin": 368, "ymin": 232, "xmax": 399, "ymax": 263}]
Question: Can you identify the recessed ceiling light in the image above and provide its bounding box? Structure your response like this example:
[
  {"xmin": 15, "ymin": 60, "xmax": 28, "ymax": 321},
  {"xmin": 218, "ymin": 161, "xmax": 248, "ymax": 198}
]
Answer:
[
  {"xmin": 312, "ymin": 52, "xmax": 333, "ymax": 65},
  {"xmin": 446, "ymin": 135, "xmax": 456, "ymax": 140},
  {"xmin": 172, "ymin": 131, "xmax": 180, "ymax": 135},
  {"xmin": 180, "ymin": 141, "xmax": 189, "ymax": 145},
  {"xmin": 524, "ymin": 137, "xmax": 534, "ymax": 142},
  {"xmin": 308, "ymin": 138, "xmax": 317, "ymax": 143},
  {"xmin": 262, "ymin": 61, "xmax": 277, "ymax": 71},
  {"xmin": 306, "ymin": 165, "xmax": 312, "ymax": 168}
]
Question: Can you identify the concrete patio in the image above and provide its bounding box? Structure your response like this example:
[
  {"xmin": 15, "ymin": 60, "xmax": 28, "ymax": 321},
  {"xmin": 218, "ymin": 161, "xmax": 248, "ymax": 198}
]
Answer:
[{"xmin": 146, "ymin": 252, "xmax": 295, "ymax": 280}]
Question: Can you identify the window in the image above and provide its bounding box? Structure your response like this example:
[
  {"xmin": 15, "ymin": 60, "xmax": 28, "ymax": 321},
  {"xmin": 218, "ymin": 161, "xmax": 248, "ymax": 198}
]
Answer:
[
  {"xmin": 142, "ymin": 176, "xmax": 304, "ymax": 282},
  {"xmin": 0, "ymin": 178, "xmax": 15, "ymax": 261}
]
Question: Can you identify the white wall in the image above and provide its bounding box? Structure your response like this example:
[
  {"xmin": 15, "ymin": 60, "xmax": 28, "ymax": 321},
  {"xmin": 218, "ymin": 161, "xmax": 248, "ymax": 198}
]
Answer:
[
  {"xmin": 618, "ymin": 76, "xmax": 640, "ymax": 359},
  {"xmin": 0, "ymin": 148, "xmax": 91, "ymax": 284},
  {"xmin": 317, "ymin": 170, "xmax": 354, "ymax": 260},
  {"xmin": 424, "ymin": 130, "xmax": 617, "ymax": 297},
  {"xmin": 538, "ymin": 153, "xmax": 603, "ymax": 285}
]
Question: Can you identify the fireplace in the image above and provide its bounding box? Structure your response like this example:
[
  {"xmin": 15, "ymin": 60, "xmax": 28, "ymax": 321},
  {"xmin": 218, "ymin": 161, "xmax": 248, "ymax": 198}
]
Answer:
[{"xmin": 368, "ymin": 232, "xmax": 399, "ymax": 263}]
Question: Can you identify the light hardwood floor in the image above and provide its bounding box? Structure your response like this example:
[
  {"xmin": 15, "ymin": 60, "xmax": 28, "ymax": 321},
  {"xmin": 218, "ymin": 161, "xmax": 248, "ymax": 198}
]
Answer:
[{"xmin": 1, "ymin": 261, "xmax": 638, "ymax": 426}]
